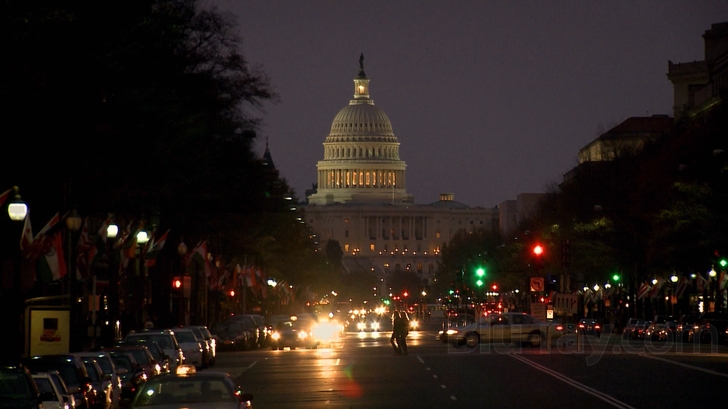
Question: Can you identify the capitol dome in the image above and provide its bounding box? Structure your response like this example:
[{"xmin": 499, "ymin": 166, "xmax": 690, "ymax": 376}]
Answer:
[{"xmin": 308, "ymin": 54, "xmax": 412, "ymax": 205}]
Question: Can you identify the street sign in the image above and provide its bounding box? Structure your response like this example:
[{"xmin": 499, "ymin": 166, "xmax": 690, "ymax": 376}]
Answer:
[{"xmin": 530, "ymin": 277, "xmax": 544, "ymax": 292}]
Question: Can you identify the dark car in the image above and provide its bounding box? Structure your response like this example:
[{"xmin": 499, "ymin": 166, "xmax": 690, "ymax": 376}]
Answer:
[
  {"xmin": 229, "ymin": 315, "xmax": 262, "ymax": 348},
  {"xmin": 676, "ymin": 314, "xmax": 700, "ymax": 342},
  {"xmin": 78, "ymin": 357, "xmax": 111, "ymax": 409},
  {"xmin": 210, "ymin": 320, "xmax": 255, "ymax": 351},
  {"xmin": 0, "ymin": 363, "xmax": 47, "ymax": 409},
  {"xmin": 103, "ymin": 351, "xmax": 146, "ymax": 409},
  {"xmin": 115, "ymin": 340, "xmax": 170, "ymax": 375},
  {"xmin": 577, "ymin": 318, "xmax": 602, "ymax": 337},
  {"xmin": 129, "ymin": 366, "xmax": 252, "ymax": 409},
  {"xmin": 270, "ymin": 318, "xmax": 319, "ymax": 350},
  {"xmin": 21, "ymin": 354, "xmax": 94, "ymax": 409},
  {"xmin": 104, "ymin": 346, "xmax": 160, "ymax": 379},
  {"xmin": 692, "ymin": 312, "xmax": 728, "ymax": 344}
]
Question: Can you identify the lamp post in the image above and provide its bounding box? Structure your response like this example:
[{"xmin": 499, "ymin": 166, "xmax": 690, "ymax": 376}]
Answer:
[
  {"xmin": 177, "ymin": 240, "xmax": 188, "ymax": 326},
  {"xmin": 105, "ymin": 221, "xmax": 121, "ymax": 343},
  {"xmin": 1, "ymin": 186, "xmax": 27, "ymax": 361},
  {"xmin": 65, "ymin": 208, "xmax": 83, "ymax": 351}
]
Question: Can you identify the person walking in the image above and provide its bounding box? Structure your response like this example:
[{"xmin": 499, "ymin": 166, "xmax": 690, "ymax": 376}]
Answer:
[
  {"xmin": 394, "ymin": 310, "xmax": 410, "ymax": 355},
  {"xmin": 390, "ymin": 310, "xmax": 401, "ymax": 354}
]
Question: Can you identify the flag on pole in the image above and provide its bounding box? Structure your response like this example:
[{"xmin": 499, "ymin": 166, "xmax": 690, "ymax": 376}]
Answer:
[
  {"xmin": 719, "ymin": 271, "xmax": 728, "ymax": 291},
  {"xmin": 36, "ymin": 230, "xmax": 67, "ymax": 283},
  {"xmin": 144, "ymin": 229, "xmax": 169, "ymax": 267},
  {"xmin": 637, "ymin": 281, "xmax": 651, "ymax": 299},
  {"xmin": 696, "ymin": 274, "xmax": 707, "ymax": 292},
  {"xmin": 0, "ymin": 188, "xmax": 12, "ymax": 208},
  {"xmin": 675, "ymin": 277, "xmax": 690, "ymax": 298},
  {"xmin": 649, "ymin": 278, "xmax": 665, "ymax": 298},
  {"xmin": 20, "ymin": 209, "xmax": 33, "ymax": 251}
]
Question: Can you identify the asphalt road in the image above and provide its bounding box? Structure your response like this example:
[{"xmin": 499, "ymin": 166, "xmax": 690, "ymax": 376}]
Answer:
[{"xmin": 211, "ymin": 325, "xmax": 728, "ymax": 408}]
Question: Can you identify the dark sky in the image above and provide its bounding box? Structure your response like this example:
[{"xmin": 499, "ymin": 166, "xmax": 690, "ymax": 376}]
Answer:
[{"xmin": 208, "ymin": 0, "xmax": 727, "ymax": 207}]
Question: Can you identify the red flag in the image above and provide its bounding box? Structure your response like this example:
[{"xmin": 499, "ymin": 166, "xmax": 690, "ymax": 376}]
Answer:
[
  {"xmin": 637, "ymin": 282, "xmax": 651, "ymax": 299},
  {"xmin": 0, "ymin": 188, "xmax": 12, "ymax": 208},
  {"xmin": 144, "ymin": 229, "xmax": 169, "ymax": 267},
  {"xmin": 20, "ymin": 210, "xmax": 33, "ymax": 251},
  {"xmin": 675, "ymin": 277, "xmax": 690, "ymax": 298},
  {"xmin": 696, "ymin": 274, "xmax": 707, "ymax": 292}
]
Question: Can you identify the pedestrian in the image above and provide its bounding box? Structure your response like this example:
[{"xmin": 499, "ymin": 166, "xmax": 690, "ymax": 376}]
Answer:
[
  {"xmin": 390, "ymin": 310, "xmax": 401, "ymax": 354},
  {"xmin": 394, "ymin": 310, "xmax": 409, "ymax": 355}
]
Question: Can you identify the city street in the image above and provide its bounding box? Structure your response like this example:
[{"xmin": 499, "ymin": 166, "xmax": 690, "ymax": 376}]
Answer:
[{"xmin": 211, "ymin": 325, "xmax": 728, "ymax": 408}]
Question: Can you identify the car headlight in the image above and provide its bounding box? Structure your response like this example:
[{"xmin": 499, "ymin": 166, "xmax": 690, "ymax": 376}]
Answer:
[
  {"xmin": 271, "ymin": 332, "xmax": 281, "ymax": 340},
  {"xmin": 371, "ymin": 322, "xmax": 380, "ymax": 330},
  {"xmin": 357, "ymin": 322, "xmax": 366, "ymax": 331},
  {"xmin": 298, "ymin": 331, "xmax": 309, "ymax": 339},
  {"xmin": 410, "ymin": 320, "xmax": 419, "ymax": 329},
  {"xmin": 446, "ymin": 329, "xmax": 458, "ymax": 335}
]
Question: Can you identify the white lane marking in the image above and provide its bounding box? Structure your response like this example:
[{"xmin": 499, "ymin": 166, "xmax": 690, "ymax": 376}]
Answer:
[
  {"xmin": 236, "ymin": 360, "xmax": 258, "ymax": 376},
  {"xmin": 433, "ymin": 374, "xmax": 438, "ymax": 379},
  {"xmin": 639, "ymin": 353, "xmax": 728, "ymax": 377},
  {"xmin": 509, "ymin": 353, "xmax": 636, "ymax": 409},
  {"xmin": 440, "ymin": 384, "xmax": 447, "ymax": 389},
  {"xmin": 417, "ymin": 356, "xmax": 425, "ymax": 363},
  {"xmin": 450, "ymin": 395, "xmax": 457, "ymax": 400}
]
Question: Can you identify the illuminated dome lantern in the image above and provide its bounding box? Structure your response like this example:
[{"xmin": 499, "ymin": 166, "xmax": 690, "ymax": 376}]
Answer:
[{"xmin": 308, "ymin": 53, "xmax": 413, "ymax": 205}]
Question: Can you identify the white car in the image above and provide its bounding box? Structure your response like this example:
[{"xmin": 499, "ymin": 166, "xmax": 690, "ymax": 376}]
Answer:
[
  {"xmin": 172, "ymin": 328, "xmax": 204, "ymax": 369},
  {"xmin": 450, "ymin": 312, "xmax": 551, "ymax": 348},
  {"xmin": 32, "ymin": 371, "xmax": 73, "ymax": 409}
]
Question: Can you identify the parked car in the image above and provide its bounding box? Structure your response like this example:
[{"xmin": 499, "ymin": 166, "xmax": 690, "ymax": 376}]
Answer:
[
  {"xmin": 77, "ymin": 357, "xmax": 111, "ymax": 409},
  {"xmin": 182, "ymin": 326, "xmax": 212, "ymax": 368},
  {"xmin": 210, "ymin": 320, "xmax": 255, "ymax": 351},
  {"xmin": 229, "ymin": 315, "xmax": 262, "ymax": 348},
  {"xmin": 103, "ymin": 351, "xmax": 146, "ymax": 409},
  {"xmin": 22, "ymin": 354, "xmax": 94, "ymax": 409},
  {"xmin": 115, "ymin": 340, "xmax": 170, "ymax": 375},
  {"xmin": 105, "ymin": 346, "xmax": 160, "ymax": 379},
  {"xmin": 123, "ymin": 330, "xmax": 183, "ymax": 372},
  {"xmin": 74, "ymin": 352, "xmax": 120, "ymax": 409},
  {"xmin": 0, "ymin": 363, "xmax": 46, "ymax": 409},
  {"xmin": 450, "ymin": 312, "xmax": 549, "ymax": 348},
  {"xmin": 32, "ymin": 371, "xmax": 72, "ymax": 409},
  {"xmin": 171, "ymin": 328, "xmax": 205, "ymax": 369},
  {"xmin": 185, "ymin": 326, "xmax": 216, "ymax": 367}
]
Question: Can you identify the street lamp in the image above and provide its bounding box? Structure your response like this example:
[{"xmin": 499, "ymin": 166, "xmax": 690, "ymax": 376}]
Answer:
[
  {"xmin": 7, "ymin": 186, "xmax": 28, "ymax": 221},
  {"xmin": 1, "ymin": 186, "xmax": 27, "ymax": 362}
]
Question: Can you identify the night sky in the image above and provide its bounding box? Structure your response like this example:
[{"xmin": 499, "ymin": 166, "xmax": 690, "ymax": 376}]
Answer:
[{"xmin": 209, "ymin": 0, "xmax": 727, "ymax": 208}]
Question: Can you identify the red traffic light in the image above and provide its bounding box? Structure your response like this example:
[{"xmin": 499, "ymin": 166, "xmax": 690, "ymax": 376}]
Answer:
[
  {"xmin": 172, "ymin": 277, "xmax": 182, "ymax": 289},
  {"xmin": 532, "ymin": 244, "xmax": 544, "ymax": 256}
]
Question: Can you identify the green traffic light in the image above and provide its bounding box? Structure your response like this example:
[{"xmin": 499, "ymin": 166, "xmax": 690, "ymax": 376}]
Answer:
[
  {"xmin": 720, "ymin": 259, "xmax": 727, "ymax": 268},
  {"xmin": 476, "ymin": 267, "xmax": 485, "ymax": 277},
  {"xmin": 449, "ymin": 289, "xmax": 454, "ymax": 295},
  {"xmin": 476, "ymin": 279, "xmax": 484, "ymax": 287},
  {"xmin": 612, "ymin": 274, "xmax": 620, "ymax": 282}
]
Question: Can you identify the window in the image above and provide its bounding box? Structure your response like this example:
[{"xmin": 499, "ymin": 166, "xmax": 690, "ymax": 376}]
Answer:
[
  {"xmin": 344, "ymin": 244, "xmax": 349, "ymax": 252},
  {"xmin": 370, "ymin": 244, "xmax": 375, "ymax": 251}
]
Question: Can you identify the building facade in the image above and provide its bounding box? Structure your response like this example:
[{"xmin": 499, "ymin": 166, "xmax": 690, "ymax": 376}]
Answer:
[{"xmin": 302, "ymin": 56, "xmax": 498, "ymax": 287}]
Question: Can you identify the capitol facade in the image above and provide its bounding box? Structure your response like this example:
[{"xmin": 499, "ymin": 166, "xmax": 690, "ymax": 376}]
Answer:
[{"xmin": 302, "ymin": 55, "xmax": 499, "ymax": 289}]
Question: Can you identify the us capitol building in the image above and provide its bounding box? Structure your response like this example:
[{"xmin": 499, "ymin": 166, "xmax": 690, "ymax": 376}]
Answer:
[{"xmin": 301, "ymin": 55, "xmax": 509, "ymax": 288}]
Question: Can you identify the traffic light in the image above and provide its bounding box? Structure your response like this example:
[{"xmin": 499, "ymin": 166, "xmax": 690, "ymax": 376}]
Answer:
[
  {"xmin": 172, "ymin": 276, "xmax": 182, "ymax": 289},
  {"xmin": 475, "ymin": 266, "xmax": 485, "ymax": 287},
  {"xmin": 532, "ymin": 244, "xmax": 544, "ymax": 256},
  {"xmin": 720, "ymin": 258, "xmax": 727, "ymax": 269},
  {"xmin": 532, "ymin": 243, "xmax": 545, "ymax": 270},
  {"xmin": 612, "ymin": 273, "xmax": 621, "ymax": 282}
]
